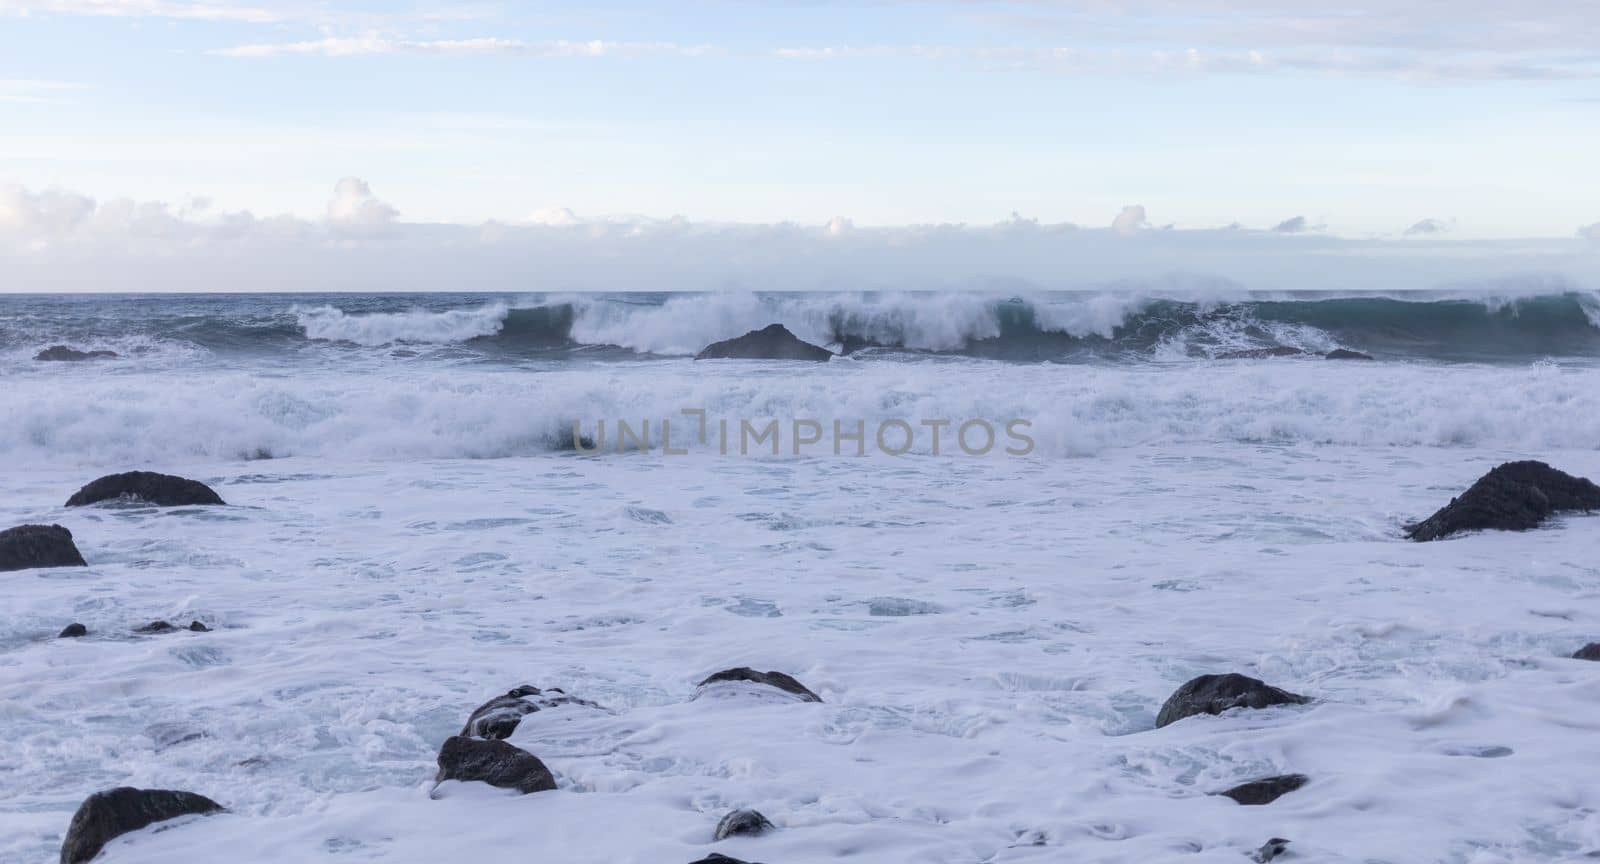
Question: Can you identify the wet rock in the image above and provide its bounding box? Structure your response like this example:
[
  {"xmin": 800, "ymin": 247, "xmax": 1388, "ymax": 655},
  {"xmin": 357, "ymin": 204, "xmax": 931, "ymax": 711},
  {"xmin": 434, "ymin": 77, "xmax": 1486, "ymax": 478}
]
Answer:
[
  {"xmin": 1324, "ymin": 348, "xmax": 1373, "ymax": 360},
  {"xmin": 0, "ymin": 524, "xmax": 88, "ymax": 572},
  {"xmin": 714, "ymin": 809, "xmax": 776, "ymax": 840},
  {"xmin": 1155, "ymin": 673, "xmax": 1307, "ymax": 728},
  {"xmin": 1217, "ymin": 346, "xmax": 1308, "ymax": 359},
  {"xmin": 695, "ymin": 324, "xmax": 832, "ymax": 362},
  {"xmin": 59, "ymin": 623, "xmax": 88, "ymax": 638},
  {"xmin": 1406, "ymin": 461, "xmax": 1600, "ymax": 541},
  {"xmin": 1253, "ymin": 838, "xmax": 1291, "ymax": 863},
  {"xmin": 60, "ymin": 787, "xmax": 223, "ymax": 864},
  {"xmin": 1573, "ymin": 643, "xmax": 1600, "ymax": 661},
  {"xmin": 694, "ymin": 668, "xmax": 822, "ymax": 703},
  {"xmin": 1219, "ymin": 774, "xmax": 1308, "ymax": 805},
  {"xmin": 434, "ymin": 735, "xmax": 556, "ymax": 794},
  {"xmin": 66, "ymin": 471, "xmax": 226, "ymax": 508},
  {"xmin": 133, "ymin": 620, "xmax": 207, "ymax": 635},
  {"xmin": 36, "ymin": 346, "xmax": 118, "ymax": 362},
  {"xmin": 460, "ymin": 685, "xmax": 601, "ymax": 740},
  {"xmin": 688, "ymin": 856, "xmax": 759, "ymax": 864}
]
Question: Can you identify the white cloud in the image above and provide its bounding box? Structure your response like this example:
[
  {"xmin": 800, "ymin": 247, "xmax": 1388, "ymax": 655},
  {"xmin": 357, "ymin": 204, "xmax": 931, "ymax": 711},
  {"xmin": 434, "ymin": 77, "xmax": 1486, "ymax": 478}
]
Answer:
[
  {"xmin": 1581, "ymin": 222, "xmax": 1600, "ymax": 242},
  {"xmin": 214, "ymin": 36, "xmax": 713, "ymax": 60},
  {"xmin": 1111, "ymin": 205, "xmax": 1149, "ymax": 236},
  {"xmin": 0, "ymin": 79, "xmax": 83, "ymax": 104},
  {"xmin": 1407, "ymin": 218, "xmax": 1450, "ymax": 235},
  {"xmin": 3, "ymin": 181, "xmax": 1598, "ymax": 294},
  {"xmin": 525, "ymin": 206, "xmax": 581, "ymax": 227},
  {"xmin": 0, "ymin": 0, "xmax": 278, "ymax": 23},
  {"xmin": 1273, "ymin": 216, "xmax": 1309, "ymax": 233},
  {"xmin": 326, "ymin": 177, "xmax": 397, "ymax": 229}
]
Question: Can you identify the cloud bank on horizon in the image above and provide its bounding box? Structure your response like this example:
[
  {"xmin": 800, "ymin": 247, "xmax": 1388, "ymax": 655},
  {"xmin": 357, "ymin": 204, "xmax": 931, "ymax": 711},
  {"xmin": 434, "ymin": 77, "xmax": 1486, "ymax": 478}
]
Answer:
[{"xmin": 2, "ymin": 178, "xmax": 1597, "ymax": 293}]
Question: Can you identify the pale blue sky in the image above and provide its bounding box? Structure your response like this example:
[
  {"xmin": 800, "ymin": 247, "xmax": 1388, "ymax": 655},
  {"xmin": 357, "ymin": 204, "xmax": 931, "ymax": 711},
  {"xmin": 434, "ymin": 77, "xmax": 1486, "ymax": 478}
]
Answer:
[{"xmin": 3, "ymin": 1, "xmax": 1599, "ymax": 236}]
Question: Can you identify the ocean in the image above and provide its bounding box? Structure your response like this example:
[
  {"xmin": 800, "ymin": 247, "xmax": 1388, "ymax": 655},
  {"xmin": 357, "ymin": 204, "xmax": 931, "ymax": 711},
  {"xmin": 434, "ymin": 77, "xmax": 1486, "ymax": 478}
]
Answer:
[{"xmin": 4, "ymin": 290, "xmax": 1600, "ymax": 863}]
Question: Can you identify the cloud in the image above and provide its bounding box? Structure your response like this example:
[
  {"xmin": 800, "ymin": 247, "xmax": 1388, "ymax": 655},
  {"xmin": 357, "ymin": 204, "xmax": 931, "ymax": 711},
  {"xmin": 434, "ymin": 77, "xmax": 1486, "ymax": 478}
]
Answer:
[
  {"xmin": 326, "ymin": 177, "xmax": 397, "ymax": 229},
  {"xmin": 1272, "ymin": 216, "xmax": 1308, "ymax": 233},
  {"xmin": 1581, "ymin": 222, "xmax": 1600, "ymax": 242},
  {"xmin": 0, "ymin": 0, "xmax": 279, "ymax": 23},
  {"xmin": 1406, "ymin": 218, "xmax": 1449, "ymax": 235},
  {"xmin": 214, "ymin": 35, "xmax": 713, "ymax": 59},
  {"xmin": 3, "ymin": 181, "xmax": 1598, "ymax": 294},
  {"xmin": 0, "ymin": 79, "xmax": 83, "ymax": 104},
  {"xmin": 525, "ymin": 206, "xmax": 580, "ymax": 227},
  {"xmin": 1111, "ymin": 205, "xmax": 1149, "ymax": 236}
]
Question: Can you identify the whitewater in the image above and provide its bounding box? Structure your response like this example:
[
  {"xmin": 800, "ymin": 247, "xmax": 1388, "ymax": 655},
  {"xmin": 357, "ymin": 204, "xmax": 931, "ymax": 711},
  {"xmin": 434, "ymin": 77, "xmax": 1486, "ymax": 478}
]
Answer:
[{"xmin": 4, "ymin": 291, "xmax": 1600, "ymax": 864}]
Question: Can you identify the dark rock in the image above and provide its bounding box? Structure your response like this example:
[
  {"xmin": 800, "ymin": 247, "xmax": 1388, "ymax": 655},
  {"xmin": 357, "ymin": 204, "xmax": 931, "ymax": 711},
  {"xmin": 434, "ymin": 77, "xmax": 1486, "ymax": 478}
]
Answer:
[
  {"xmin": 1253, "ymin": 838, "xmax": 1291, "ymax": 863},
  {"xmin": 1155, "ymin": 673, "xmax": 1307, "ymax": 728},
  {"xmin": 695, "ymin": 324, "xmax": 832, "ymax": 362},
  {"xmin": 1405, "ymin": 461, "xmax": 1600, "ymax": 541},
  {"xmin": 1219, "ymin": 774, "xmax": 1308, "ymax": 805},
  {"xmin": 0, "ymin": 524, "xmax": 88, "ymax": 572},
  {"xmin": 1573, "ymin": 643, "xmax": 1600, "ymax": 661},
  {"xmin": 688, "ymin": 856, "xmax": 759, "ymax": 864},
  {"xmin": 66, "ymin": 471, "xmax": 226, "ymax": 508},
  {"xmin": 714, "ymin": 809, "xmax": 776, "ymax": 840},
  {"xmin": 134, "ymin": 621, "xmax": 176, "ymax": 634},
  {"xmin": 59, "ymin": 623, "xmax": 88, "ymax": 638},
  {"xmin": 434, "ymin": 735, "xmax": 556, "ymax": 794},
  {"xmin": 695, "ymin": 668, "xmax": 822, "ymax": 703},
  {"xmin": 189, "ymin": 620, "xmax": 211, "ymax": 632},
  {"xmin": 36, "ymin": 346, "xmax": 118, "ymax": 362},
  {"xmin": 1217, "ymin": 346, "xmax": 1308, "ymax": 359},
  {"xmin": 1324, "ymin": 348, "xmax": 1373, "ymax": 360},
  {"xmin": 59, "ymin": 787, "xmax": 223, "ymax": 864},
  {"xmin": 461, "ymin": 685, "xmax": 601, "ymax": 740}
]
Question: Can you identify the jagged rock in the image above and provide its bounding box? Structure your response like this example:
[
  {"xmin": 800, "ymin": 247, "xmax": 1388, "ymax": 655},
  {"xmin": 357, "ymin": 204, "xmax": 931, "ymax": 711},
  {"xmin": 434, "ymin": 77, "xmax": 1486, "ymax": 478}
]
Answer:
[
  {"xmin": 36, "ymin": 346, "xmax": 117, "ymax": 362},
  {"xmin": 59, "ymin": 623, "xmax": 88, "ymax": 638},
  {"xmin": 714, "ymin": 809, "xmax": 776, "ymax": 840},
  {"xmin": 688, "ymin": 856, "xmax": 759, "ymax": 864},
  {"xmin": 1324, "ymin": 348, "xmax": 1373, "ymax": 360},
  {"xmin": 1253, "ymin": 838, "xmax": 1291, "ymax": 863},
  {"xmin": 59, "ymin": 787, "xmax": 223, "ymax": 864},
  {"xmin": 695, "ymin": 324, "xmax": 832, "ymax": 362},
  {"xmin": 66, "ymin": 472, "xmax": 225, "ymax": 508},
  {"xmin": 1406, "ymin": 461, "xmax": 1600, "ymax": 541},
  {"xmin": 133, "ymin": 620, "xmax": 207, "ymax": 635},
  {"xmin": 460, "ymin": 685, "xmax": 601, "ymax": 740},
  {"xmin": 694, "ymin": 668, "xmax": 822, "ymax": 703},
  {"xmin": 1155, "ymin": 673, "xmax": 1307, "ymax": 728},
  {"xmin": 1573, "ymin": 643, "xmax": 1600, "ymax": 661},
  {"xmin": 1217, "ymin": 346, "xmax": 1308, "ymax": 359},
  {"xmin": 0, "ymin": 524, "xmax": 88, "ymax": 572},
  {"xmin": 434, "ymin": 735, "xmax": 556, "ymax": 794},
  {"xmin": 1219, "ymin": 774, "xmax": 1308, "ymax": 805}
]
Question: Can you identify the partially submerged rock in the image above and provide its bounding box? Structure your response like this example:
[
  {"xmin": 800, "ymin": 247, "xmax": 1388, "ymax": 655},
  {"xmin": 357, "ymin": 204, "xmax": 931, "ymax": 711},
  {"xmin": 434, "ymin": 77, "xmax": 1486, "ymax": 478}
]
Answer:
[
  {"xmin": 1155, "ymin": 673, "xmax": 1307, "ymax": 728},
  {"xmin": 695, "ymin": 324, "xmax": 832, "ymax": 362},
  {"xmin": 1573, "ymin": 643, "xmax": 1600, "ymax": 661},
  {"xmin": 66, "ymin": 472, "xmax": 226, "ymax": 508},
  {"xmin": 133, "ymin": 620, "xmax": 208, "ymax": 635},
  {"xmin": 461, "ymin": 685, "xmax": 601, "ymax": 740},
  {"xmin": 1253, "ymin": 838, "xmax": 1291, "ymax": 863},
  {"xmin": 1219, "ymin": 774, "xmax": 1308, "ymax": 805},
  {"xmin": 36, "ymin": 346, "xmax": 118, "ymax": 362},
  {"xmin": 1324, "ymin": 348, "xmax": 1373, "ymax": 360},
  {"xmin": 60, "ymin": 787, "xmax": 223, "ymax": 864},
  {"xmin": 714, "ymin": 809, "xmax": 776, "ymax": 840},
  {"xmin": 59, "ymin": 623, "xmax": 88, "ymax": 638},
  {"xmin": 688, "ymin": 856, "xmax": 759, "ymax": 864},
  {"xmin": 1405, "ymin": 461, "xmax": 1600, "ymax": 541},
  {"xmin": 0, "ymin": 524, "xmax": 88, "ymax": 572},
  {"xmin": 694, "ymin": 668, "xmax": 822, "ymax": 703},
  {"xmin": 1217, "ymin": 346, "xmax": 1308, "ymax": 359},
  {"xmin": 434, "ymin": 735, "xmax": 556, "ymax": 794}
]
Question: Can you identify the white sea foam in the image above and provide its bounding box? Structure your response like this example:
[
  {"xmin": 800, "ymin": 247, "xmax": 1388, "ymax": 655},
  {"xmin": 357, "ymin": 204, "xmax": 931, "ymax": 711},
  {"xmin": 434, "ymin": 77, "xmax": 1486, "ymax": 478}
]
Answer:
[{"xmin": 295, "ymin": 303, "xmax": 511, "ymax": 346}]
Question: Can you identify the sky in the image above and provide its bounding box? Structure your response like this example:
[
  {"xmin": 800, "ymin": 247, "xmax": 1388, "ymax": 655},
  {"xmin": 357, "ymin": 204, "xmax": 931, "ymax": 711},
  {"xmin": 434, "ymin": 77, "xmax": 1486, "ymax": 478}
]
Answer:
[{"xmin": 1, "ymin": 1, "xmax": 1599, "ymax": 291}]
